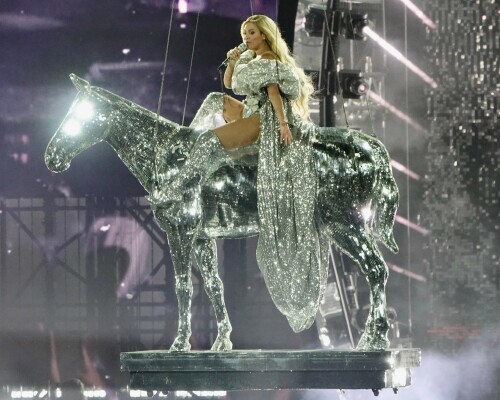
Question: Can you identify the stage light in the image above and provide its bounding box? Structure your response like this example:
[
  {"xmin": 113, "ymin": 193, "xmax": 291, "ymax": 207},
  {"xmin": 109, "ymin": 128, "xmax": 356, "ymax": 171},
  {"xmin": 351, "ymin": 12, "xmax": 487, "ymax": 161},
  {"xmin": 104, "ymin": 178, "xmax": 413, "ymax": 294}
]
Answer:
[
  {"xmin": 341, "ymin": 12, "xmax": 369, "ymax": 41},
  {"xmin": 304, "ymin": 4, "xmax": 325, "ymax": 37},
  {"xmin": 178, "ymin": 0, "xmax": 188, "ymax": 14},
  {"xmin": 338, "ymin": 69, "xmax": 368, "ymax": 99},
  {"xmin": 99, "ymin": 223, "xmax": 111, "ymax": 232},
  {"xmin": 304, "ymin": 5, "xmax": 369, "ymax": 40},
  {"xmin": 392, "ymin": 367, "xmax": 409, "ymax": 387},
  {"xmin": 83, "ymin": 390, "xmax": 106, "ymax": 398}
]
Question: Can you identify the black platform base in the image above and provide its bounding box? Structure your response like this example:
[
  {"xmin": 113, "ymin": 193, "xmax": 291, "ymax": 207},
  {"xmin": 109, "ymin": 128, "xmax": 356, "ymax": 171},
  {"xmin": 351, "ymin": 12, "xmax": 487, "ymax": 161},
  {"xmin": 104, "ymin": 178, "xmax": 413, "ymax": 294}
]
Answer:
[{"xmin": 121, "ymin": 348, "xmax": 421, "ymax": 392}]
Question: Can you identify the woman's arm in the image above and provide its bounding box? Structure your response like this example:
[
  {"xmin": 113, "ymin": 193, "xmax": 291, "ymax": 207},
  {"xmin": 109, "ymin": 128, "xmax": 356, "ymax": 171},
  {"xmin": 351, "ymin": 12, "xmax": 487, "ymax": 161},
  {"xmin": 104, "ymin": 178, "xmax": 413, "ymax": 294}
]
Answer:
[
  {"xmin": 267, "ymin": 84, "xmax": 293, "ymax": 145},
  {"xmin": 224, "ymin": 46, "xmax": 246, "ymax": 89},
  {"xmin": 223, "ymin": 60, "xmax": 236, "ymax": 89}
]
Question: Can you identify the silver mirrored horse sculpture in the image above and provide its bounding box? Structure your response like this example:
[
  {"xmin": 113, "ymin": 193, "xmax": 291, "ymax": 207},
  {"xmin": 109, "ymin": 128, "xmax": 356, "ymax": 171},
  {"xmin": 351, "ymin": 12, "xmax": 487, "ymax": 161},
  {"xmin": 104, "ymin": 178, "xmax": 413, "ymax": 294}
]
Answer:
[{"xmin": 45, "ymin": 74, "xmax": 399, "ymax": 351}]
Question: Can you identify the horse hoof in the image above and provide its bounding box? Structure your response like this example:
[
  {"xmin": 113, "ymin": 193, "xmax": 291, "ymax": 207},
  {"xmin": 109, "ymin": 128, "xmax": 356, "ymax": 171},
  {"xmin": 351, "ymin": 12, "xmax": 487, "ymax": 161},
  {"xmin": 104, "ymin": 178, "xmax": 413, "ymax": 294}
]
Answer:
[
  {"xmin": 169, "ymin": 338, "xmax": 191, "ymax": 352},
  {"xmin": 355, "ymin": 333, "xmax": 371, "ymax": 351},
  {"xmin": 355, "ymin": 334, "xmax": 389, "ymax": 351},
  {"xmin": 210, "ymin": 337, "xmax": 233, "ymax": 352}
]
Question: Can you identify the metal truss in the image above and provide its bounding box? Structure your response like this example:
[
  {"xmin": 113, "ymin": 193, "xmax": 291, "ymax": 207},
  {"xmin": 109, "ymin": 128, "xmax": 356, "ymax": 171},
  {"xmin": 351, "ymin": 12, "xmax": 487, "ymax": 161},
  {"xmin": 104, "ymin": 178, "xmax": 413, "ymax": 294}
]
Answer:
[{"xmin": 0, "ymin": 195, "xmax": 209, "ymax": 350}]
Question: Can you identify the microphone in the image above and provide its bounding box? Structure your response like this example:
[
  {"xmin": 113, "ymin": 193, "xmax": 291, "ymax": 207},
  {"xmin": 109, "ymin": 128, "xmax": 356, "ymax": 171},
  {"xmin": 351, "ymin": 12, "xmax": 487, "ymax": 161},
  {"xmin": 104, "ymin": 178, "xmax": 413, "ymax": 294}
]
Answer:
[{"xmin": 217, "ymin": 43, "xmax": 248, "ymax": 70}]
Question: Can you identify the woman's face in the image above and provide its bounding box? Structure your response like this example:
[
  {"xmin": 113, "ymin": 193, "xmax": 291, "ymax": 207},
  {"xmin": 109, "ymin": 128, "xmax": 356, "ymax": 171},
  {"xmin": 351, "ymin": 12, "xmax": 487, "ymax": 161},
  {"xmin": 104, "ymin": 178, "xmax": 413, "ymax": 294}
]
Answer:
[{"xmin": 242, "ymin": 22, "xmax": 266, "ymax": 51}]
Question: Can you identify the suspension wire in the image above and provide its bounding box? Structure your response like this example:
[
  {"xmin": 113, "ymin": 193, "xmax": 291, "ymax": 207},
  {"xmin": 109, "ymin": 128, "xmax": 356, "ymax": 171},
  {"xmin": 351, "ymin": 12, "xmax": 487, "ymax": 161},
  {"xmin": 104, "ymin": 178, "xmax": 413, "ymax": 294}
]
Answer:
[
  {"xmin": 381, "ymin": 0, "xmax": 387, "ymax": 142},
  {"xmin": 153, "ymin": 0, "xmax": 176, "ymax": 188},
  {"xmin": 275, "ymin": 0, "xmax": 278, "ymax": 53},
  {"xmin": 181, "ymin": 11, "xmax": 201, "ymax": 126},
  {"xmin": 322, "ymin": 1, "xmax": 349, "ymax": 128},
  {"xmin": 365, "ymin": 91, "xmax": 376, "ymax": 137},
  {"xmin": 403, "ymin": 3, "xmax": 413, "ymax": 337}
]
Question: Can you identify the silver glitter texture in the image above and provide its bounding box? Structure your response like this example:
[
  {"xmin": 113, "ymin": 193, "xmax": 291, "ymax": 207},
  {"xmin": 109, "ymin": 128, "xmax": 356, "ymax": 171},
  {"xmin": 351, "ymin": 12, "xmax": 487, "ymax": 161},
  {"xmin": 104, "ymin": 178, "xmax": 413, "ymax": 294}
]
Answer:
[{"xmin": 46, "ymin": 72, "xmax": 398, "ymax": 351}]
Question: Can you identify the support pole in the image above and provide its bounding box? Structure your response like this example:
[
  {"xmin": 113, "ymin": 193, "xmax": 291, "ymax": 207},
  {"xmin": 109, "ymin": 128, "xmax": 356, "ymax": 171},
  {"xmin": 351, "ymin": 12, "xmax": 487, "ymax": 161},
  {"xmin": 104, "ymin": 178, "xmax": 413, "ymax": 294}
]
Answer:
[
  {"xmin": 319, "ymin": 0, "xmax": 340, "ymax": 127},
  {"xmin": 329, "ymin": 247, "xmax": 355, "ymax": 348},
  {"xmin": 0, "ymin": 199, "xmax": 6, "ymax": 315},
  {"xmin": 44, "ymin": 193, "xmax": 57, "ymax": 330}
]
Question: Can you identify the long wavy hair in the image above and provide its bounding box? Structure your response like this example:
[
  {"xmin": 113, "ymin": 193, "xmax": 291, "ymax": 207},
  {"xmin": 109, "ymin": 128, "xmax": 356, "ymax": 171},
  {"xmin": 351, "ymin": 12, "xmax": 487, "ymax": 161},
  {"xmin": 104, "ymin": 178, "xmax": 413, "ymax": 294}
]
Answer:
[{"xmin": 241, "ymin": 15, "xmax": 314, "ymax": 120}]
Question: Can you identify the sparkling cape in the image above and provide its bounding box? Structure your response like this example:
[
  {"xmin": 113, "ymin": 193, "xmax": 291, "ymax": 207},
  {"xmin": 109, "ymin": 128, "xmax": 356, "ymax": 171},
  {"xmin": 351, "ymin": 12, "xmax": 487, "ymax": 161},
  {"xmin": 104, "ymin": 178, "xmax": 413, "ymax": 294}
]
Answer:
[{"xmin": 232, "ymin": 53, "xmax": 329, "ymax": 332}]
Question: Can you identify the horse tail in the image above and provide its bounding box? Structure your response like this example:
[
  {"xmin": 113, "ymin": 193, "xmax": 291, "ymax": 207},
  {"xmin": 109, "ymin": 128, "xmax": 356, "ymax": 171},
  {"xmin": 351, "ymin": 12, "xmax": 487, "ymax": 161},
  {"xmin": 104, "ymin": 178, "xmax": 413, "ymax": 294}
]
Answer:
[{"xmin": 373, "ymin": 151, "xmax": 399, "ymax": 253}]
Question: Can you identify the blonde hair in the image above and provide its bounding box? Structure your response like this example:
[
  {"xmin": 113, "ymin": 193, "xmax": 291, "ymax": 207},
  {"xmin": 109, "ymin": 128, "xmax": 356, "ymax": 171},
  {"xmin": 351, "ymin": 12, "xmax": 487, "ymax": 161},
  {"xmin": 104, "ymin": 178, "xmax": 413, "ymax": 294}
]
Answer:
[{"xmin": 241, "ymin": 15, "xmax": 314, "ymax": 120}]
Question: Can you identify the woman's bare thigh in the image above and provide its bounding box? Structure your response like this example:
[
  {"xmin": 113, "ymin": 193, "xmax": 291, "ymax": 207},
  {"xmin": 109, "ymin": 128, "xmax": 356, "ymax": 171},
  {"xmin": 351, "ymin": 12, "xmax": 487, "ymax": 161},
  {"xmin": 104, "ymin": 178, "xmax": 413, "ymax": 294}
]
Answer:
[
  {"xmin": 223, "ymin": 95, "xmax": 244, "ymax": 123},
  {"xmin": 213, "ymin": 114, "xmax": 260, "ymax": 149}
]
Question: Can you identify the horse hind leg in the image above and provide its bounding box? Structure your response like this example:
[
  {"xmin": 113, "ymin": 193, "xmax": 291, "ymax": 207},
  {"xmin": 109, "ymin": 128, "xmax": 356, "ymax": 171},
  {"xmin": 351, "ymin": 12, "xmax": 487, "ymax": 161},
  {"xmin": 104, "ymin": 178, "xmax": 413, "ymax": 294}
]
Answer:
[
  {"xmin": 193, "ymin": 238, "xmax": 232, "ymax": 351},
  {"xmin": 332, "ymin": 225, "xmax": 390, "ymax": 350},
  {"xmin": 356, "ymin": 243, "xmax": 389, "ymax": 350}
]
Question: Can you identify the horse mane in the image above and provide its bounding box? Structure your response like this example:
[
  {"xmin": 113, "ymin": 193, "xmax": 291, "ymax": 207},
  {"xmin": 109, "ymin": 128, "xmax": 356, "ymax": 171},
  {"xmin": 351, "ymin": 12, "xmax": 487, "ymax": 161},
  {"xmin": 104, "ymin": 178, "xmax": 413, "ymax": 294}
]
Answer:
[{"xmin": 91, "ymin": 85, "xmax": 177, "ymax": 128}]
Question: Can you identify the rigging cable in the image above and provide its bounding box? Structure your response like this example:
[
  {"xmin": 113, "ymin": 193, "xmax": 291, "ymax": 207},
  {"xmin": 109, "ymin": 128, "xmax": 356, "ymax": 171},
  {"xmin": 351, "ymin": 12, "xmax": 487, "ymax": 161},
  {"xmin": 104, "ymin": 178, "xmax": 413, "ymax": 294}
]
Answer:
[
  {"xmin": 152, "ymin": 0, "xmax": 176, "ymax": 189},
  {"xmin": 403, "ymin": 1, "xmax": 413, "ymax": 339},
  {"xmin": 181, "ymin": 11, "xmax": 201, "ymax": 126}
]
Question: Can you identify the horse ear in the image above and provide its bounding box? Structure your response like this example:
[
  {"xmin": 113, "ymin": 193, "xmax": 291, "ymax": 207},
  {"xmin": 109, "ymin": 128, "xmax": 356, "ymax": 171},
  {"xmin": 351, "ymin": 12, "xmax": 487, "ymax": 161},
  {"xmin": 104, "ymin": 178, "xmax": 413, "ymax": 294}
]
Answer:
[{"xmin": 70, "ymin": 74, "xmax": 90, "ymax": 91}]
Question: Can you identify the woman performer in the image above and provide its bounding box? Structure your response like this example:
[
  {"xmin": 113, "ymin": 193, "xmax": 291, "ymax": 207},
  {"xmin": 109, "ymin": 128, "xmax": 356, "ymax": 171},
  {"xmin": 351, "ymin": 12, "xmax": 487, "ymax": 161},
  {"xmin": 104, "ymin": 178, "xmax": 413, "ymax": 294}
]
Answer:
[{"xmin": 152, "ymin": 14, "xmax": 330, "ymax": 332}]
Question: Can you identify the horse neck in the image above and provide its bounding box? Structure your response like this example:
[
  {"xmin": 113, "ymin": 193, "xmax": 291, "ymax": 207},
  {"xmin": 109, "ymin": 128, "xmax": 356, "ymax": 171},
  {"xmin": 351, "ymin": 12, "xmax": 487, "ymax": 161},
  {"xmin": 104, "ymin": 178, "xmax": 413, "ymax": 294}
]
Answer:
[{"xmin": 105, "ymin": 107, "xmax": 179, "ymax": 193}]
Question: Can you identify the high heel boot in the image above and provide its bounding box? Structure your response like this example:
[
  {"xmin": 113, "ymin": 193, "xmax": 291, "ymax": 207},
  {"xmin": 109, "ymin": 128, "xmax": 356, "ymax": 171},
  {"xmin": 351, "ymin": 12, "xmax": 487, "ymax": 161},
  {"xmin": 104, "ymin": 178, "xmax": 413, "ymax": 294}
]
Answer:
[
  {"xmin": 148, "ymin": 130, "xmax": 228, "ymax": 219},
  {"xmin": 189, "ymin": 92, "xmax": 225, "ymax": 129}
]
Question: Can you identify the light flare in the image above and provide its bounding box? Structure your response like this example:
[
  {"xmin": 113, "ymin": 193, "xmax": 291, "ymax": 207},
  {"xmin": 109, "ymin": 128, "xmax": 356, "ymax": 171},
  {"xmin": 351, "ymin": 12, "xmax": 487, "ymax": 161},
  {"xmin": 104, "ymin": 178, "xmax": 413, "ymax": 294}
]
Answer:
[
  {"xmin": 361, "ymin": 206, "xmax": 373, "ymax": 220},
  {"xmin": 74, "ymin": 100, "xmax": 94, "ymax": 120},
  {"xmin": 62, "ymin": 118, "xmax": 82, "ymax": 137},
  {"xmin": 178, "ymin": 0, "xmax": 188, "ymax": 13}
]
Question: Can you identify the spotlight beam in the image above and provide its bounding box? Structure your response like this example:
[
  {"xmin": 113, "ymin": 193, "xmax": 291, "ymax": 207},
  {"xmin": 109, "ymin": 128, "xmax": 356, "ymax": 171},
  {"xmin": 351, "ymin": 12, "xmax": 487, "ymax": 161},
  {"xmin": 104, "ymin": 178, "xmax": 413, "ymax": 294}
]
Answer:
[
  {"xmin": 390, "ymin": 159, "xmax": 421, "ymax": 181},
  {"xmin": 363, "ymin": 26, "xmax": 438, "ymax": 88},
  {"xmin": 396, "ymin": 0, "xmax": 437, "ymax": 29},
  {"xmin": 388, "ymin": 263, "xmax": 427, "ymax": 282},
  {"xmin": 395, "ymin": 215, "xmax": 430, "ymax": 236},
  {"xmin": 367, "ymin": 91, "xmax": 425, "ymax": 132}
]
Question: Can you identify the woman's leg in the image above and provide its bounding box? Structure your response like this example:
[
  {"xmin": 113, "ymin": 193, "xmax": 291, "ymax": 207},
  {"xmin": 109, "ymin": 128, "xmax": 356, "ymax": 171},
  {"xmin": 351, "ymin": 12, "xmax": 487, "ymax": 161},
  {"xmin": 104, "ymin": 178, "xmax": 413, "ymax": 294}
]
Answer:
[
  {"xmin": 148, "ymin": 113, "xmax": 260, "ymax": 211},
  {"xmin": 222, "ymin": 95, "xmax": 244, "ymax": 123},
  {"xmin": 214, "ymin": 114, "xmax": 260, "ymax": 149}
]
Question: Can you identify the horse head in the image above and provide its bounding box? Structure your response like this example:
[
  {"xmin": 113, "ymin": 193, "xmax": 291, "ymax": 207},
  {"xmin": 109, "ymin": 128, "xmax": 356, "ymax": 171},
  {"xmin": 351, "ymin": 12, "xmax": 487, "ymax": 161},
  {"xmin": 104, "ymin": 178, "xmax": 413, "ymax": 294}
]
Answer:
[{"xmin": 45, "ymin": 74, "xmax": 116, "ymax": 172}]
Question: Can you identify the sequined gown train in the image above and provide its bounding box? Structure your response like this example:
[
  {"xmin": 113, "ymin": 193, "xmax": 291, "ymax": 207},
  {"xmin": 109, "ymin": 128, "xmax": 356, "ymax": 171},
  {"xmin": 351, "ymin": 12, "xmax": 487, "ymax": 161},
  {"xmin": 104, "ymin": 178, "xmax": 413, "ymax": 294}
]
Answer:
[{"xmin": 196, "ymin": 51, "xmax": 329, "ymax": 332}]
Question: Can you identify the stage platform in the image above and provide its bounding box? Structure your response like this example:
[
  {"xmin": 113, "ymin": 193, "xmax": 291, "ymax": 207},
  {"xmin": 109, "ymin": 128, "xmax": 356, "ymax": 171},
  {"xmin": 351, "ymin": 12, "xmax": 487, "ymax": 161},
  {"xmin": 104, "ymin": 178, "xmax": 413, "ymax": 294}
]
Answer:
[{"xmin": 121, "ymin": 348, "xmax": 421, "ymax": 393}]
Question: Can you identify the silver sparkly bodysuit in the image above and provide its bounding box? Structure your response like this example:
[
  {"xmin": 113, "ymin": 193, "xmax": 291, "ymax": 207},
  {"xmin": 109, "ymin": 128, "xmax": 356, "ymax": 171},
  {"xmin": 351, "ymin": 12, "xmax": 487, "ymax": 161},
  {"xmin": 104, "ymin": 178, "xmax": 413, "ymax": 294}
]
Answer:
[{"xmin": 232, "ymin": 51, "xmax": 328, "ymax": 332}]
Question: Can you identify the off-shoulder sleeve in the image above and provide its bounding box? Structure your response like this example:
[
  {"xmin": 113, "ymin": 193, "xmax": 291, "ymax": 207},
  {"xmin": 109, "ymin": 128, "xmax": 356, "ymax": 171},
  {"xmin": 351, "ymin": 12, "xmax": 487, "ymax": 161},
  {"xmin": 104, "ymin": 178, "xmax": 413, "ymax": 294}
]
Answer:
[{"xmin": 232, "ymin": 59, "xmax": 301, "ymax": 99}]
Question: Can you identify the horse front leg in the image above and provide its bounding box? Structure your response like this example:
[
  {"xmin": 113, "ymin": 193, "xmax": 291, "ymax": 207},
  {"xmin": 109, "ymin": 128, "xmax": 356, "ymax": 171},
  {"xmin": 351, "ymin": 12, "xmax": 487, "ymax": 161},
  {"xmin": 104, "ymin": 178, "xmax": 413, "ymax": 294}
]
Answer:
[
  {"xmin": 170, "ymin": 270, "xmax": 193, "ymax": 351},
  {"xmin": 193, "ymin": 238, "xmax": 232, "ymax": 351},
  {"xmin": 158, "ymin": 215, "xmax": 197, "ymax": 351}
]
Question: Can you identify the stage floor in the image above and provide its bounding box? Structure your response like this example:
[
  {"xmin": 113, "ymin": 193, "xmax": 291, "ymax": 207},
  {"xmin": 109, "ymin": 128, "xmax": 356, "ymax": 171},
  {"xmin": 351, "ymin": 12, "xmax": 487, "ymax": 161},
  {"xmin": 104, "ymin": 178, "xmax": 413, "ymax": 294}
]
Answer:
[{"xmin": 121, "ymin": 348, "xmax": 421, "ymax": 392}]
